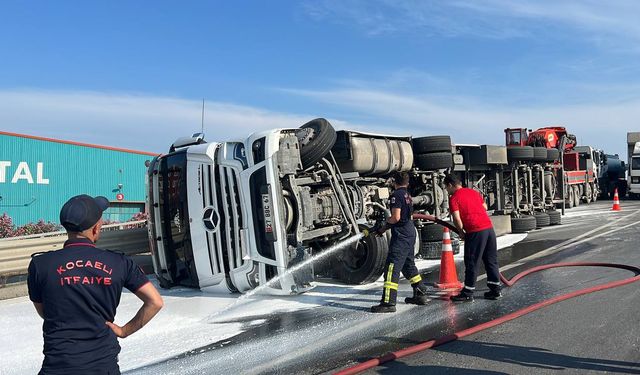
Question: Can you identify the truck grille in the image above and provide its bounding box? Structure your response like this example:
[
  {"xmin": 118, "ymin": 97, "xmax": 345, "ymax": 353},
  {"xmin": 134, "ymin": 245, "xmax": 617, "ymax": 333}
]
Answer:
[
  {"xmin": 201, "ymin": 164, "xmax": 245, "ymax": 273},
  {"xmin": 211, "ymin": 165, "xmax": 246, "ymax": 271},
  {"xmin": 200, "ymin": 165, "xmax": 222, "ymax": 275}
]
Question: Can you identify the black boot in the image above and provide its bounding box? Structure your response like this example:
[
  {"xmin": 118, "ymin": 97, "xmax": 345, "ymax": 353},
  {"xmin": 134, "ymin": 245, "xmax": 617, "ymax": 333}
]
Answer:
[
  {"xmin": 371, "ymin": 303, "xmax": 396, "ymax": 313},
  {"xmin": 450, "ymin": 289, "xmax": 474, "ymax": 302},
  {"xmin": 405, "ymin": 283, "xmax": 429, "ymax": 305},
  {"xmin": 484, "ymin": 286, "xmax": 502, "ymax": 300}
]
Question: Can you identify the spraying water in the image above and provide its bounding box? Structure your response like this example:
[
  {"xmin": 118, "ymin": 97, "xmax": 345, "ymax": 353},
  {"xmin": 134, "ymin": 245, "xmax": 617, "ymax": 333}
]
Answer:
[{"xmin": 209, "ymin": 233, "xmax": 364, "ymax": 320}]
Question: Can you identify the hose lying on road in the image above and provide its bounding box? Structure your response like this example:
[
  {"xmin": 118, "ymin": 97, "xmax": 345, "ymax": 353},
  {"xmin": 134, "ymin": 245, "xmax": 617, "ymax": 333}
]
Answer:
[{"xmin": 335, "ymin": 218, "xmax": 640, "ymax": 374}]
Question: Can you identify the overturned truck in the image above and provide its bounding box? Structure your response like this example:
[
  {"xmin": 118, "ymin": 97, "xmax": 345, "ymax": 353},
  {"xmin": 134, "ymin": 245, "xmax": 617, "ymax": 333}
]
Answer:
[{"xmin": 146, "ymin": 119, "xmax": 511, "ymax": 294}]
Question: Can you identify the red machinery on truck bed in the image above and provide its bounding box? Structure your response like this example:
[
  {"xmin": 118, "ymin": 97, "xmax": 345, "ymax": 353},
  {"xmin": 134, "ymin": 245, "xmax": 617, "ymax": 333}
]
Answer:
[{"xmin": 505, "ymin": 126, "xmax": 598, "ymax": 209}]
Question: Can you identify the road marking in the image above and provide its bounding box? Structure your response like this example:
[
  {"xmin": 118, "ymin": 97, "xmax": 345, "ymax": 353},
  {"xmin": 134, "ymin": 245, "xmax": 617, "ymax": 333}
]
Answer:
[{"xmin": 482, "ymin": 209, "xmax": 640, "ymax": 279}]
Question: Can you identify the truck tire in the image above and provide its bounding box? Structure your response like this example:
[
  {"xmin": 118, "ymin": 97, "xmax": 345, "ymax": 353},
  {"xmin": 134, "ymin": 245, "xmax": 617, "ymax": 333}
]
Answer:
[
  {"xmin": 418, "ymin": 239, "xmax": 460, "ymax": 260},
  {"xmin": 584, "ymin": 183, "xmax": 592, "ymax": 203},
  {"xmin": 511, "ymin": 215, "xmax": 537, "ymax": 233},
  {"xmin": 548, "ymin": 210, "xmax": 561, "ymax": 225},
  {"xmin": 415, "ymin": 152, "xmax": 453, "ymax": 170},
  {"xmin": 534, "ymin": 212, "xmax": 551, "ymax": 228},
  {"xmin": 297, "ymin": 118, "xmax": 337, "ymax": 169},
  {"xmin": 412, "ymin": 136, "xmax": 452, "ymax": 154},
  {"xmin": 573, "ymin": 185, "xmax": 581, "ymax": 207},
  {"xmin": 421, "ymin": 222, "xmax": 447, "ymax": 242},
  {"xmin": 546, "ymin": 148, "xmax": 560, "ymax": 162},
  {"xmin": 333, "ymin": 232, "xmax": 388, "ymax": 285},
  {"xmin": 507, "ymin": 146, "xmax": 534, "ymax": 162},
  {"xmin": 566, "ymin": 186, "xmax": 574, "ymax": 208},
  {"xmin": 532, "ymin": 147, "xmax": 548, "ymax": 161},
  {"xmin": 591, "ymin": 182, "xmax": 598, "ymax": 202},
  {"xmin": 413, "ymin": 226, "xmax": 421, "ymax": 256}
]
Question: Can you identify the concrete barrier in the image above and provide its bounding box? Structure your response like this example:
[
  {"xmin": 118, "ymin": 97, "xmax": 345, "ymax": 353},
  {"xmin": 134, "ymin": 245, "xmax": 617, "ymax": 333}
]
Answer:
[{"xmin": 0, "ymin": 223, "xmax": 149, "ymax": 278}]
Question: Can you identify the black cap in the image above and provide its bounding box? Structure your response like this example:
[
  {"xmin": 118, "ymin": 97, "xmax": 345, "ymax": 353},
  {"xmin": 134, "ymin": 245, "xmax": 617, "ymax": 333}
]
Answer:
[{"xmin": 60, "ymin": 195, "xmax": 110, "ymax": 232}]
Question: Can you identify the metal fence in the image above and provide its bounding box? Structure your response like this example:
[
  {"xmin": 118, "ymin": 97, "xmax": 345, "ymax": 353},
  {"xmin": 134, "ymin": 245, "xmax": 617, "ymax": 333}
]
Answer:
[{"xmin": 0, "ymin": 221, "xmax": 150, "ymax": 278}]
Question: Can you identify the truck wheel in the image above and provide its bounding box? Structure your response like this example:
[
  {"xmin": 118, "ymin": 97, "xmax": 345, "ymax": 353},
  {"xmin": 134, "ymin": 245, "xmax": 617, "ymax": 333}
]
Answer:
[
  {"xmin": 534, "ymin": 212, "xmax": 551, "ymax": 228},
  {"xmin": 418, "ymin": 239, "xmax": 460, "ymax": 260},
  {"xmin": 333, "ymin": 233, "xmax": 388, "ymax": 285},
  {"xmin": 548, "ymin": 210, "xmax": 562, "ymax": 225},
  {"xmin": 546, "ymin": 148, "xmax": 560, "ymax": 162},
  {"xmin": 414, "ymin": 226, "xmax": 421, "ymax": 256},
  {"xmin": 591, "ymin": 183, "xmax": 598, "ymax": 202},
  {"xmin": 412, "ymin": 136, "xmax": 452, "ymax": 154},
  {"xmin": 532, "ymin": 147, "xmax": 548, "ymax": 161},
  {"xmin": 566, "ymin": 187, "xmax": 575, "ymax": 208},
  {"xmin": 421, "ymin": 222, "xmax": 448, "ymax": 241},
  {"xmin": 573, "ymin": 186, "xmax": 581, "ymax": 207},
  {"xmin": 297, "ymin": 118, "xmax": 337, "ymax": 169},
  {"xmin": 415, "ymin": 152, "xmax": 453, "ymax": 170},
  {"xmin": 584, "ymin": 184, "xmax": 592, "ymax": 203},
  {"xmin": 507, "ymin": 146, "xmax": 534, "ymax": 162},
  {"xmin": 511, "ymin": 215, "xmax": 537, "ymax": 233}
]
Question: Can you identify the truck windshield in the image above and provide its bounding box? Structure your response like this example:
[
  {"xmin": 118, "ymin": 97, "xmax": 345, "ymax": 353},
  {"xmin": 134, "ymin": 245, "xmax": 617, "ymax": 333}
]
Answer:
[
  {"xmin": 157, "ymin": 150, "xmax": 198, "ymax": 286},
  {"xmin": 508, "ymin": 132, "xmax": 521, "ymax": 145},
  {"xmin": 632, "ymin": 157, "xmax": 640, "ymax": 170}
]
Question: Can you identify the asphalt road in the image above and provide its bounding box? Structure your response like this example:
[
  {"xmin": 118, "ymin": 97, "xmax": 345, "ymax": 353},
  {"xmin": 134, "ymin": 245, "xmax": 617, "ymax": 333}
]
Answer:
[
  {"xmin": 363, "ymin": 202, "xmax": 640, "ymax": 375},
  {"xmin": 128, "ymin": 201, "xmax": 640, "ymax": 375}
]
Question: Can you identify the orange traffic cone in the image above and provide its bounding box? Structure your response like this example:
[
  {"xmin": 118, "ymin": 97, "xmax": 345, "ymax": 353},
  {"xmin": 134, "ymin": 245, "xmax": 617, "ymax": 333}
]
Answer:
[
  {"xmin": 435, "ymin": 227, "xmax": 463, "ymax": 290},
  {"xmin": 612, "ymin": 188, "xmax": 622, "ymax": 211}
]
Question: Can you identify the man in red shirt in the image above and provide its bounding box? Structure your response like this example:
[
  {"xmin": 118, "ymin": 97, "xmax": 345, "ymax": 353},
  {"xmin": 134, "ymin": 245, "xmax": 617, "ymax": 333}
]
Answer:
[{"xmin": 444, "ymin": 174, "xmax": 501, "ymax": 302}]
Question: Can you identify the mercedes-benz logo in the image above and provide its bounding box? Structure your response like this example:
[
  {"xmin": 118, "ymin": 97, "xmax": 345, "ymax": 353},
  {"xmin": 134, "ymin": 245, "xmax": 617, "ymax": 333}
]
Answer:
[{"xmin": 203, "ymin": 207, "xmax": 219, "ymax": 232}]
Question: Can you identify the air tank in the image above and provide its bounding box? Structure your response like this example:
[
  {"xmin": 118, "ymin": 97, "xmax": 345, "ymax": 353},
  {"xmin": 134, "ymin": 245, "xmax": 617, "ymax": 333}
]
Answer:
[{"xmin": 332, "ymin": 131, "xmax": 413, "ymax": 176}]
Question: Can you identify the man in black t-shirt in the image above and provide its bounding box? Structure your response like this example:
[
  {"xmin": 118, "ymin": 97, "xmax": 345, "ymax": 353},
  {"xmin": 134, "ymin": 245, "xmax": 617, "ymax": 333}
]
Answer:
[
  {"xmin": 371, "ymin": 172, "xmax": 429, "ymax": 313},
  {"xmin": 28, "ymin": 195, "xmax": 163, "ymax": 374}
]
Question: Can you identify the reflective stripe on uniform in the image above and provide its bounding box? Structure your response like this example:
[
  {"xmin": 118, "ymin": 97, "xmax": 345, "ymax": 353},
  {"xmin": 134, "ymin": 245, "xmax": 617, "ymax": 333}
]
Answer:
[
  {"xmin": 384, "ymin": 281, "xmax": 399, "ymax": 290},
  {"xmin": 409, "ymin": 274, "xmax": 422, "ymax": 284},
  {"xmin": 384, "ymin": 263, "xmax": 395, "ymax": 303},
  {"xmin": 487, "ymin": 280, "xmax": 501, "ymax": 285}
]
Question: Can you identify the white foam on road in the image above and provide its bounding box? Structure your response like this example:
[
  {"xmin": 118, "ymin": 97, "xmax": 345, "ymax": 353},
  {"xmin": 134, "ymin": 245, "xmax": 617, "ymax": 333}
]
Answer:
[{"xmin": 0, "ymin": 233, "xmax": 526, "ymax": 374}]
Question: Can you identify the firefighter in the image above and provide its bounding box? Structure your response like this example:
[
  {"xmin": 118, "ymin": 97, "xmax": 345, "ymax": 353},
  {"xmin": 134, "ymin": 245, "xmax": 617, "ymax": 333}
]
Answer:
[
  {"xmin": 443, "ymin": 174, "xmax": 502, "ymax": 302},
  {"xmin": 27, "ymin": 195, "xmax": 164, "ymax": 374},
  {"xmin": 371, "ymin": 171, "xmax": 429, "ymax": 313}
]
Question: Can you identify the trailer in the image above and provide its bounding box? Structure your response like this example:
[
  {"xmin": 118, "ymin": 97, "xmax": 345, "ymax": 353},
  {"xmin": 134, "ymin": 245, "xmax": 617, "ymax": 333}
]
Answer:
[{"xmin": 146, "ymin": 119, "xmax": 513, "ymax": 294}]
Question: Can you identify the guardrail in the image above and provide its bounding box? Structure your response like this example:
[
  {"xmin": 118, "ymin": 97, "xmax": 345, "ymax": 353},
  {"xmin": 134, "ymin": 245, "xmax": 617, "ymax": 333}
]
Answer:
[{"xmin": 0, "ymin": 221, "xmax": 150, "ymax": 278}]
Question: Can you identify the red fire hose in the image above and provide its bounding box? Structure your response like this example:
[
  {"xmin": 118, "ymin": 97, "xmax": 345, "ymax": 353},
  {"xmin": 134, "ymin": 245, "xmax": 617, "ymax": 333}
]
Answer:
[
  {"xmin": 336, "ymin": 214, "xmax": 640, "ymax": 375},
  {"xmin": 412, "ymin": 213, "xmax": 459, "ymax": 234}
]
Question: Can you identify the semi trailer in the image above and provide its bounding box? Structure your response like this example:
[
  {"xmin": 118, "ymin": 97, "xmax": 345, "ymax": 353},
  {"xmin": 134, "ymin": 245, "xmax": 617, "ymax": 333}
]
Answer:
[{"xmin": 146, "ymin": 119, "xmax": 513, "ymax": 294}]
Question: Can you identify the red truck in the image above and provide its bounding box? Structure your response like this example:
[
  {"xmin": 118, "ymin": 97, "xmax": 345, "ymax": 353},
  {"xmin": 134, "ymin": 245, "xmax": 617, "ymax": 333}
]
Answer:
[{"xmin": 505, "ymin": 126, "xmax": 598, "ymax": 211}]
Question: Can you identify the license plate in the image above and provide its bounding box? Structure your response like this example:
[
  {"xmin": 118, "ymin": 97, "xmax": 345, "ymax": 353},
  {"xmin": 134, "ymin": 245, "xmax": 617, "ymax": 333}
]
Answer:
[{"xmin": 262, "ymin": 193, "xmax": 273, "ymax": 234}]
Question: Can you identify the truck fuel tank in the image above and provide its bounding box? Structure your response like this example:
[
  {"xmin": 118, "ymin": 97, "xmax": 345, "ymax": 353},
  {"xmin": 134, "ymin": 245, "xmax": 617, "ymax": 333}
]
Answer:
[{"xmin": 332, "ymin": 131, "xmax": 413, "ymax": 176}]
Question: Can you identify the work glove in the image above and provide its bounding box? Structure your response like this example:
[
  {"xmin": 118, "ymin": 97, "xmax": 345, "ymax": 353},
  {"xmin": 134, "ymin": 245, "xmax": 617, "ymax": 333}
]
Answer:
[{"xmin": 372, "ymin": 221, "xmax": 389, "ymax": 236}]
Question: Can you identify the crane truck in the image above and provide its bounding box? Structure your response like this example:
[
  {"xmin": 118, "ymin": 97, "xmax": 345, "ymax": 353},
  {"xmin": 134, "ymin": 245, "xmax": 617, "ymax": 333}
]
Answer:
[{"xmin": 504, "ymin": 127, "xmax": 599, "ymax": 215}]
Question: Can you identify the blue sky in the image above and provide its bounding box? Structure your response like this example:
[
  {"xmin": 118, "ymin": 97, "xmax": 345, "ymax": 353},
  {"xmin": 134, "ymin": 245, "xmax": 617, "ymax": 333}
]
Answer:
[{"xmin": 1, "ymin": 1, "xmax": 639, "ymax": 156}]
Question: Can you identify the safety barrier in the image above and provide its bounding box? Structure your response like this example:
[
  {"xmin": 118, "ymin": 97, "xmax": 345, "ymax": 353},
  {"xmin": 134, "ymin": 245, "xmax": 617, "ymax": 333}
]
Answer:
[{"xmin": 0, "ymin": 221, "xmax": 149, "ymax": 278}]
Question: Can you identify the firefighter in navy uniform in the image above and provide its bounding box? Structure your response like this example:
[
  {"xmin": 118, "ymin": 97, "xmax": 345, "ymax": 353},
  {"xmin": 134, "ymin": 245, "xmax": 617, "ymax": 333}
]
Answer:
[
  {"xmin": 27, "ymin": 195, "xmax": 164, "ymax": 375},
  {"xmin": 371, "ymin": 172, "xmax": 429, "ymax": 313}
]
